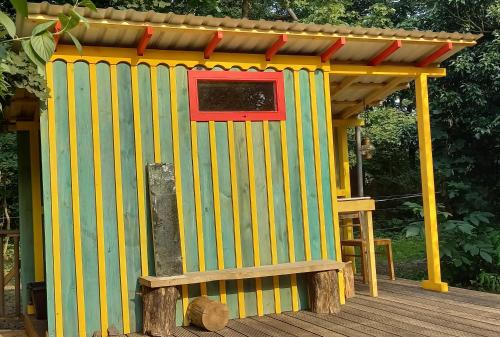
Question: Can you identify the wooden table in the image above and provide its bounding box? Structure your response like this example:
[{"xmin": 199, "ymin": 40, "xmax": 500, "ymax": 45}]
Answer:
[{"xmin": 337, "ymin": 197, "xmax": 378, "ymax": 297}]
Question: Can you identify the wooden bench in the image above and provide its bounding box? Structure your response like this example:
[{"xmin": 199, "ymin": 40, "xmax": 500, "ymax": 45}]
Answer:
[{"xmin": 139, "ymin": 260, "xmax": 345, "ymax": 336}]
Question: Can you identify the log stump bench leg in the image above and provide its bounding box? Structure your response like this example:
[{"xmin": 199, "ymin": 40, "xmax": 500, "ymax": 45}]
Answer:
[
  {"xmin": 308, "ymin": 270, "xmax": 341, "ymax": 314},
  {"xmin": 143, "ymin": 286, "xmax": 179, "ymax": 337}
]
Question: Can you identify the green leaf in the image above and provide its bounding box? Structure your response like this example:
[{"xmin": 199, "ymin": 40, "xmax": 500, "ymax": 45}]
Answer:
[
  {"xmin": 9, "ymin": 0, "xmax": 28, "ymax": 18},
  {"xmin": 70, "ymin": 9, "xmax": 88, "ymax": 29},
  {"xmin": 32, "ymin": 20, "xmax": 57, "ymax": 36},
  {"xmin": 479, "ymin": 251, "xmax": 493, "ymax": 264},
  {"xmin": 58, "ymin": 14, "xmax": 79, "ymax": 32},
  {"xmin": 0, "ymin": 11, "xmax": 16, "ymax": 38},
  {"xmin": 458, "ymin": 223, "xmax": 474, "ymax": 234},
  {"xmin": 80, "ymin": 0, "xmax": 97, "ymax": 12},
  {"xmin": 405, "ymin": 226, "xmax": 421, "ymax": 238},
  {"xmin": 30, "ymin": 31, "xmax": 55, "ymax": 62},
  {"xmin": 66, "ymin": 31, "xmax": 82, "ymax": 55},
  {"xmin": 21, "ymin": 39, "xmax": 44, "ymax": 68}
]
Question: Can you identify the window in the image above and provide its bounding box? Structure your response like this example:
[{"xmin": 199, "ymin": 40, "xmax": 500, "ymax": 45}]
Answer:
[{"xmin": 188, "ymin": 70, "xmax": 286, "ymax": 121}]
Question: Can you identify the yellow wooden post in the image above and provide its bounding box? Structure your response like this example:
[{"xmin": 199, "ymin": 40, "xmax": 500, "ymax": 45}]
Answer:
[{"xmin": 415, "ymin": 74, "xmax": 448, "ymax": 293}]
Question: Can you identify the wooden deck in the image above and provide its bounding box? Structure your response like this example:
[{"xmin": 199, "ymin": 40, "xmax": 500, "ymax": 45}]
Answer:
[{"xmin": 173, "ymin": 277, "xmax": 500, "ymax": 337}]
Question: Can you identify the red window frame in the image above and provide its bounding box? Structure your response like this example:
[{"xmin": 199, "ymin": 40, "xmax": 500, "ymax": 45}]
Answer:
[{"xmin": 188, "ymin": 70, "xmax": 286, "ymax": 121}]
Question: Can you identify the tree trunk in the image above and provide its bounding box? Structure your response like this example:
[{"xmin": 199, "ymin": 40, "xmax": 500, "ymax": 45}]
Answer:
[
  {"xmin": 187, "ymin": 296, "xmax": 229, "ymax": 331},
  {"xmin": 143, "ymin": 286, "xmax": 179, "ymax": 337},
  {"xmin": 308, "ymin": 270, "xmax": 341, "ymax": 314},
  {"xmin": 344, "ymin": 261, "xmax": 355, "ymax": 299},
  {"xmin": 241, "ymin": 0, "xmax": 251, "ymax": 18}
]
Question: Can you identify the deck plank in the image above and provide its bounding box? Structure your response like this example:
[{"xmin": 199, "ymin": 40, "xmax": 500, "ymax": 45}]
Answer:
[{"xmin": 173, "ymin": 278, "xmax": 500, "ymax": 337}]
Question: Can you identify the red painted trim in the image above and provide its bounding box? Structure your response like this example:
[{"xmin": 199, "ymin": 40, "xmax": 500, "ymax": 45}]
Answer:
[
  {"xmin": 54, "ymin": 21, "xmax": 62, "ymax": 50},
  {"xmin": 320, "ymin": 37, "xmax": 346, "ymax": 63},
  {"xmin": 368, "ymin": 40, "xmax": 402, "ymax": 66},
  {"xmin": 417, "ymin": 42, "xmax": 453, "ymax": 67},
  {"xmin": 265, "ymin": 34, "xmax": 288, "ymax": 61},
  {"xmin": 188, "ymin": 70, "xmax": 286, "ymax": 122},
  {"xmin": 204, "ymin": 31, "xmax": 224, "ymax": 59},
  {"xmin": 137, "ymin": 26, "xmax": 153, "ymax": 56}
]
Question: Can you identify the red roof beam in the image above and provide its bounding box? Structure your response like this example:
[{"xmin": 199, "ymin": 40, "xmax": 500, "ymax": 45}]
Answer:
[
  {"xmin": 137, "ymin": 26, "xmax": 153, "ymax": 56},
  {"xmin": 320, "ymin": 37, "xmax": 346, "ymax": 63},
  {"xmin": 417, "ymin": 42, "xmax": 453, "ymax": 67},
  {"xmin": 266, "ymin": 34, "xmax": 288, "ymax": 61},
  {"xmin": 54, "ymin": 21, "xmax": 62, "ymax": 50},
  {"xmin": 368, "ymin": 40, "xmax": 402, "ymax": 66},
  {"xmin": 204, "ymin": 31, "xmax": 224, "ymax": 59}
]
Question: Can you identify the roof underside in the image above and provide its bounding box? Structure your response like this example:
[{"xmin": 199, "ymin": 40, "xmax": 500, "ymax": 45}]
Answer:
[{"xmin": 13, "ymin": 2, "xmax": 481, "ymax": 120}]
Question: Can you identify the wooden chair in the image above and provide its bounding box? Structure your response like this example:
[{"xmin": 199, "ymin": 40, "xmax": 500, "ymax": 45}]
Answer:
[{"xmin": 340, "ymin": 212, "xmax": 395, "ymax": 283}]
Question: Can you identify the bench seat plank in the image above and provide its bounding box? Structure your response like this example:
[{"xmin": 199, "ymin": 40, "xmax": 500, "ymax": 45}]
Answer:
[{"xmin": 140, "ymin": 260, "xmax": 345, "ymax": 288}]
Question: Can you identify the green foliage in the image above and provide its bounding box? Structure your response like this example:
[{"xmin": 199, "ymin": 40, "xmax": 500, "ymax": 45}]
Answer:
[
  {"xmin": 0, "ymin": 133, "xmax": 18, "ymax": 224},
  {"xmin": 472, "ymin": 271, "xmax": 500, "ymax": 293}
]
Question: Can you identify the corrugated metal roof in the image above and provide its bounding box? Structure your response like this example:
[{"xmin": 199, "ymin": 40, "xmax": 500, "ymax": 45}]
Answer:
[
  {"xmin": 20, "ymin": 2, "xmax": 481, "ymax": 68},
  {"xmin": 18, "ymin": 3, "xmax": 481, "ymax": 118}
]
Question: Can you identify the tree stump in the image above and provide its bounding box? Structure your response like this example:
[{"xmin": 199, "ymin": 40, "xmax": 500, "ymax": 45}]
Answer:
[
  {"xmin": 308, "ymin": 270, "xmax": 341, "ymax": 314},
  {"xmin": 187, "ymin": 296, "xmax": 229, "ymax": 331},
  {"xmin": 344, "ymin": 261, "xmax": 355, "ymax": 299},
  {"xmin": 143, "ymin": 286, "xmax": 179, "ymax": 337}
]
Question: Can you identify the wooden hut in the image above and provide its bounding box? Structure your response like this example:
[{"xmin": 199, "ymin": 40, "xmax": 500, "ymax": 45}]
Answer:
[{"xmin": 3, "ymin": 2, "xmax": 481, "ymax": 337}]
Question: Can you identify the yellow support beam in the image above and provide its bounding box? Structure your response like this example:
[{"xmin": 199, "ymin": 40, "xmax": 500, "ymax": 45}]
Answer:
[
  {"xmin": 415, "ymin": 74, "xmax": 448, "ymax": 293},
  {"xmin": 332, "ymin": 119, "xmax": 365, "ymax": 127},
  {"xmin": 331, "ymin": 64, "xmax": 446, "ymax": 77}
]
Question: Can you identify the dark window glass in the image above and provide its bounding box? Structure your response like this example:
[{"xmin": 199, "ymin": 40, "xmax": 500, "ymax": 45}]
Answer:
[{"xmin": 197, "ymin": 81, "xmax": 276, "ymax": 112}]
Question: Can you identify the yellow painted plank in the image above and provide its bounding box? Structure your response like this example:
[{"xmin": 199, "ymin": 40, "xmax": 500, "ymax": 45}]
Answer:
[
  {"xmin": 130, "ymin": 66, "xmax": 149, "ymax": 277},
  {"xmin": 190, "ymin": 121, "xmax": 207, "ymax": 296},
  {"xmin": 89, "ymin": 64, "xmax": 109, "ymax": 335},
  {"xmin": 279, "ymin": 121, "xmax": 298, "ymax": 311},
  {"xmin": 151, "ymin": 66, "xmax": 161, "ymax": 162},
  {"xmin": 168, "ymin": 69, "xmax": 190, "ymax": 323},
  {"xmin": 293, "ymin": 71, "xmax": 311, "ymax": 261},
  {"xmin": 227, "ymin": 121, "xmax": 246, "ymax": 318},
  {"xmin": 245, "ymin": 121, "xmax": 263, "ymax": 316},
  {"xmin": 110, "ymin": 65, "xmax": 131, "ymax": 332},
  {"xmin": 308, "ymin": 72, "xmax": 328, "ymax": 259},
  {"xmin": 209, "ymin": 121, "xmax": 227, "ymax": 303},
  {"xmin": 29, "ymin": 127, "xmax": 44, "ymax": 281},
  {"xmin": 262, "ymin": 121, "xmax": 281, "ymax": 313},
  {"xmin": 46, "ymin": 61, "xmax": 64, "ymax": 337},
  {"xmin": 323, "ymin": 72, "xmax": 346, "ymax": 304},
  {"xmin": 66, "ymin": 62, "xmax": 87, "ymax": 337}
]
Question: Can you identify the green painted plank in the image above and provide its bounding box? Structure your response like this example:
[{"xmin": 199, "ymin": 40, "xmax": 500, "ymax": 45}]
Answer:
[
  {"xmin": 196, "ymin": 122, "xmax": 220, "ymax": 301},
  {"xmin": 314, "ymin": 70, "xmax": 335, "ymax": 260},
  {"xmin": 283, "ymin": 69, "xmax": 305, "ymax": 263},
  {"xmin": 138, "ymin": 64, "xmax": 156, "ymax": 275},
  {"xmin": 233, "ymin": 122, "xmax": 256, "ymax": 316},
  {"xmin": 298, "ymin": 69, "xmax": 321, "ymax": 261},
  {"xmin": 268, "ymin": 121, "xmax": 292, "ymax": 312},
  {"xmin": 156, "ymin": 65, "xmax": 173, "ymax": 164},
  {"xmin": 116, "ymin": 63, "xmax": 142, "ymax": 331},
  {"xmin": 17, "ymin": 131, "xmax": 34, "ymax": 313},
  {"xmin": 215, "ymin": 122, "xmax": 238, "ymax": 317},
  {"xmin": 333, "ymin": 128, "xmax": 342, "ymax": 188},
  {"xmin": 251, "ymin": 122, "xmax": 274, "ymax": 314},
  {"xmin": 40, "ymin": 109, "xmax": 56, "ymax": 337},
  {"xmin": 53, "ymin": 60, "xmax": 78, "ymax": 337},
  {"xmin": 74, "ymin": 61, "xmax": 101, "ymax": 335},
  {"xmin": 96, "ymin": 62, "xmax": 123, "ymax": 332}
]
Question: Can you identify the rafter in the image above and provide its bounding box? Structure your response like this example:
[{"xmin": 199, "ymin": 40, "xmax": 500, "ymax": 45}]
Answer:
[
  {"xmin": 54, "ymin": 21, "xmax": 62, "ymax": 50},
  {"xmin": 265, "ymin": 34, "xmax": 288, "ymax": 61},
  {"xmin": 417, "ymin": 42, "xmax": 453, "ymax": 67},
  {"xmin": 204, "ymin": 31, "xmax": 223, "ymax": 59},
  {"xmin": 368, "ymin": 40, "xmax": 402, "ymax": 66},
  {"xmin": 331, "ymin": 77, "xmax": 360, "ymax": 97},
  {"xmin": 137, "ymin": 26, "xmax": 153, "ymax": 56},
  {"xmin": 320, "ymin": 37, "xmax": 346, "ymax": 63}
]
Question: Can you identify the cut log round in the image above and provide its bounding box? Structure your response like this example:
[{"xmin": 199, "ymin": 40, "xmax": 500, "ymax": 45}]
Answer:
[
  {"xmin": 143, "ymin": 286, "xmax": 179, "ymax": 337},
  {"xmin": 187, "ymin": 296, "xmax": 229, "ymax": 331},
  {"xmin": 308, "ymin": 270, "xmax": 341, "ymax": 314},
  {"xmin": 344, "ymin": 261, "xmax": 355, "ymax": 299}
]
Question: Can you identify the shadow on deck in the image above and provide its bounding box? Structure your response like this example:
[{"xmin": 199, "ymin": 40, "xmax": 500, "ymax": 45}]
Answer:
[{"xmin": 174, "ymin": 277, "xmax": 500, "ymax": 337}]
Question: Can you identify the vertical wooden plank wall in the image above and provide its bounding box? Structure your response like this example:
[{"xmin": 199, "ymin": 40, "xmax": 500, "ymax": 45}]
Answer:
[{"xmin": 41, "ymin": 57, "xmax": 341, "ymax": 336}]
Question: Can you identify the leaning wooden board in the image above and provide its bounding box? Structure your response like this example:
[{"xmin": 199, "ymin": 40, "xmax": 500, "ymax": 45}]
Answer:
[{"xmin": 140, "ymin": 260, "xmax": 345, "ymax": 288}]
